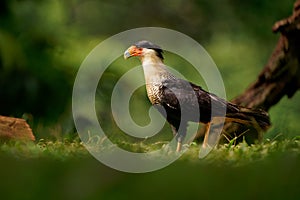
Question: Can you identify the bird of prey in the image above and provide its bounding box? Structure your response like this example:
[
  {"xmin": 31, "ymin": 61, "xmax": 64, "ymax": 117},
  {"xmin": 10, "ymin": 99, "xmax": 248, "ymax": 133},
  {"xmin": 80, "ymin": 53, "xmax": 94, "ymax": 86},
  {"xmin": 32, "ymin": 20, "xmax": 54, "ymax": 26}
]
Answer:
[{"xmin": 124, "ymin": 40, "xmax": 270, "ymax": 152}]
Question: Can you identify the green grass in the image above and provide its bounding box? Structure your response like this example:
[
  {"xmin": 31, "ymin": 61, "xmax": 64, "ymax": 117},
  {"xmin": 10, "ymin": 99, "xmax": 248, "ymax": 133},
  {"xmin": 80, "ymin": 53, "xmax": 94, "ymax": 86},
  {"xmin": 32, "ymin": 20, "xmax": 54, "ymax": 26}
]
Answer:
[
  {"xmin": 1, "ymin": 137, "xmax": 300, "ymax": 163},
  {"xmin": 1, "ymin": 138, "xmax": 300, "ymax": 200},
  {"xmin": 0, "ymin": 139, "xmax": 88, "ymax": 160}
]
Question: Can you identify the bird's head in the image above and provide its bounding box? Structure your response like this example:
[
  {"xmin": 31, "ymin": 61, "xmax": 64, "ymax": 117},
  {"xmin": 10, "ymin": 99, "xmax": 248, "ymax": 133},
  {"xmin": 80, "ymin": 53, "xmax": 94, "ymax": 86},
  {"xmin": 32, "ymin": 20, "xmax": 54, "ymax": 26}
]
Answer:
[{"xmin": 124, "ymin": 40, "xmax": 164, "ymax": 61}]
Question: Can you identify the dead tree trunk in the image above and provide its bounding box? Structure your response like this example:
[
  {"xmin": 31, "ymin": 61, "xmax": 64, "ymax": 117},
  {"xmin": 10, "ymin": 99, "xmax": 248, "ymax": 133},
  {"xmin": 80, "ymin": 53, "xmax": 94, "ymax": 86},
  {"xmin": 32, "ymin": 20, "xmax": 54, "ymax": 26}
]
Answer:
[
  {"xmin": 198, "ymin": 0, "xmax": 300, "ymax": 143},
  {"xmin": 232, "ymin": 0, "xmax": 300, "ymax": 110},
  {"xmin": 0, "ymin": 115, "xmax": 35, "ymax": 141}
]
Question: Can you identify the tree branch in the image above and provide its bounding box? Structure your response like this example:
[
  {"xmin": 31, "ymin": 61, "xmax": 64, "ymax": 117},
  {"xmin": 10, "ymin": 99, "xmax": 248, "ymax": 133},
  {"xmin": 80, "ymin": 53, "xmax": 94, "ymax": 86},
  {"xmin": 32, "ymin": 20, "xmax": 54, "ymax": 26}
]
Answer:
[
  {"xmin": 197, "ymin": 0, "xmax": 300, "ymax": 143},
  {"xmin": 232, "ymin": 0, "xmax": 300, "ymax": 111}
]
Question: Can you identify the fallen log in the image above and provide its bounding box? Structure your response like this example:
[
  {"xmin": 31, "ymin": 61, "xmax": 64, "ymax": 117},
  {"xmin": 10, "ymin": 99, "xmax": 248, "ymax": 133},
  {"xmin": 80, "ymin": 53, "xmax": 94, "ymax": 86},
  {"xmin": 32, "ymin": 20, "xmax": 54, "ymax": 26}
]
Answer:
[{"xmin": 0, "ymin": 115, "xmax": 35, "ymax": 141}]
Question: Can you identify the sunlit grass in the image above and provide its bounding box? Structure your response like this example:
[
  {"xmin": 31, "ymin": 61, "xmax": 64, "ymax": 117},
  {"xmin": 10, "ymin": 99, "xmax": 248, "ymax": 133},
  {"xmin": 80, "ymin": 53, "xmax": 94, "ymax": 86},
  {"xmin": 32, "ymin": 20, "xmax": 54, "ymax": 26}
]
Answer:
[
  {"xmin": 0, "ymin": 139, "xmax": 88, "ymax": 160},
  {"xmin": 1, "ymin": 137, "xmax": 299, "ymax": 165},
  {"xmin": 181, "ymin": 138, "xmax": 300, "ymax": 165}
]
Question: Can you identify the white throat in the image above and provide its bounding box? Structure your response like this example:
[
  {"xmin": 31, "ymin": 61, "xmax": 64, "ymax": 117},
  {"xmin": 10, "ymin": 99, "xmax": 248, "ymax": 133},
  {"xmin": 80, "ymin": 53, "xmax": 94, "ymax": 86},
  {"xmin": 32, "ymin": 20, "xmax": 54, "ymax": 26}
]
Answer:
[
  {"xmin": 141, "ymin": 53, "xmax": 174, "ymax": 85},
  {"xmin": 139, "ymin": 50, "xmax": 176, "ymax": 104}
]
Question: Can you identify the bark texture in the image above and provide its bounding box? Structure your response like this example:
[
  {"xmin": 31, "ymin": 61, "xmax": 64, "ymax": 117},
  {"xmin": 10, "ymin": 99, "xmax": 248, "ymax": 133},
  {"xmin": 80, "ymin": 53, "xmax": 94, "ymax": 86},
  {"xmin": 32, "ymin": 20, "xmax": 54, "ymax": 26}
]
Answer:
[
  {"xmin": 232, "ymin": 0, "xmax": 300, "ymax": 110},
  {"xmin": 0, "ymin": 115, "xmax": 35, "ymax": 141},
  {"xmin": 198, "ymin": 0, "xmax": 300, "ymax": 143}
]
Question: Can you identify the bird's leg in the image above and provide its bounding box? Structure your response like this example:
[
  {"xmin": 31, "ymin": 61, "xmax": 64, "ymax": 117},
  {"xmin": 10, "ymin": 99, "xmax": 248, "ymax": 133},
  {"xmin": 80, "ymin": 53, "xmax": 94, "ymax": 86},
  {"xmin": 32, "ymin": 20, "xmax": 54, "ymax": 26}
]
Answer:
[
  {"xmin": 170, "ymin": 124, "xmax": 178, "ymax": 136},
  {"xmin": 170, "ymin": 124, "xmax": 182, "ymax": 152},
  {"xmin": 199, "ymin": 121, "xmax": 220, "ymax": 158},
  {"xmin": 176, "ymin": 122, "xmax": 187, "ymax": 152},
  {"xmin": 199, "ymin": 122, "xmax": 212, "ymax": 159},
  {"xmin": 170, "ymin": 122, "xmax": 187, "ymax": 152},
  {"xmin": 169, "ymin": 124, "xmax": 181, "ymax": 151},
  {"xmin": 202, "ymin": 118, "xmax": 223, "ymax": 151},
  {"xmin": 176, "ymin": 133, "xmax": 185, "ymax": 152},
  {"xmin": 176, "ymin": 129, "xmax": 184, "ymax": 152},
  {"xmin": 202, "ymin": 122, "xmax": 211, "ymax": 148},
  {"xmin": 176, "ymin": 142, "xmax": 182, "ymax": 152}
]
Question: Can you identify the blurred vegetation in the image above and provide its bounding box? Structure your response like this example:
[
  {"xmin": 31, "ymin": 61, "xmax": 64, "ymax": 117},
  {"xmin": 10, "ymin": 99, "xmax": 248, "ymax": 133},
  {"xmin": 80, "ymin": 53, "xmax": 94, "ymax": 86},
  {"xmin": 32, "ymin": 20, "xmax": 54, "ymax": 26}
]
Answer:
[
  {"xmin": 0, "ymin": 0, "xmax": 298, "ymax": 141},
  {"xmin": 1, "ymin": 139, "xmax": 300, "ymax": 200}
]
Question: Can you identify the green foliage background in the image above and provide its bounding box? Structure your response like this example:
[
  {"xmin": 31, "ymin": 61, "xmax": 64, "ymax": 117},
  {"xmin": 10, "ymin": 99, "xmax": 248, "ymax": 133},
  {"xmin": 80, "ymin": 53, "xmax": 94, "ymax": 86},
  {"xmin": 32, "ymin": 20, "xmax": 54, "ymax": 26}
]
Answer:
[
  {"xmin": 1, "ymin": 0, "xmax": 298, "ymax": 140},
  {"xmin": 0, "ymin": 0, "xmax": 299, "ymax": 199}
]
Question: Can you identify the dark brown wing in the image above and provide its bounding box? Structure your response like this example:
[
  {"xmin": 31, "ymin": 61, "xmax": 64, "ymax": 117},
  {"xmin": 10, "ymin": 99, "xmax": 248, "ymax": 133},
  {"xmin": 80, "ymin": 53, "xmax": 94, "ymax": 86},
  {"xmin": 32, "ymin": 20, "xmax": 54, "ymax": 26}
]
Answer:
[{"xmin": 159, "ymin": 79, "xmax": 239, "ymax": 123}]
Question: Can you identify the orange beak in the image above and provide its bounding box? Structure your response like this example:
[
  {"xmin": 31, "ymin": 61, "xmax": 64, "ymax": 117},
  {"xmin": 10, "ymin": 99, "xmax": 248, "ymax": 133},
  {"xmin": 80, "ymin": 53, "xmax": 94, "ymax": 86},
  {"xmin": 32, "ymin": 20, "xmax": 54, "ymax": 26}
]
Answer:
[{"xmin": 124, "ymin": 46, "xmax": 143, "ymax": 59}]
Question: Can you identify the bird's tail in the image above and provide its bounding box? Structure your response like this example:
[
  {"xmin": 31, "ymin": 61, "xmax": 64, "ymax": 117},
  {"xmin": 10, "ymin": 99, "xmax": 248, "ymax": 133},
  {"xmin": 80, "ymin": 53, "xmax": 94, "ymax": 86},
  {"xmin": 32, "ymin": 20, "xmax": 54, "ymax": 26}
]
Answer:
[{"xmin": 226, "ymin": 107, "xmax": 271, "ymax": 131}]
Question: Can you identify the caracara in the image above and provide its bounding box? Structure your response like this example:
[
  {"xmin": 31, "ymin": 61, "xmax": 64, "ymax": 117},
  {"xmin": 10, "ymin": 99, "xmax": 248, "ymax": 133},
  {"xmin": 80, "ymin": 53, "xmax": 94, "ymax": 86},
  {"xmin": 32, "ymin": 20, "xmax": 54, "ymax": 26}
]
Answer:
[{"xmin": 124, "ymin": 40, "xmax": 270, "ymax": 152}]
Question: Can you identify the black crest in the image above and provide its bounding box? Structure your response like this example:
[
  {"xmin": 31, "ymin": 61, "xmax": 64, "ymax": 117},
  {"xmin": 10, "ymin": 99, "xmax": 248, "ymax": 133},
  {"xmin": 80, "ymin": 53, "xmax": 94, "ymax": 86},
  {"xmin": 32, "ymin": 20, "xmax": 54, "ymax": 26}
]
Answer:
[{"xmin": 134, "ymin": 40, "xmax": 164, "ymax": 60}]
